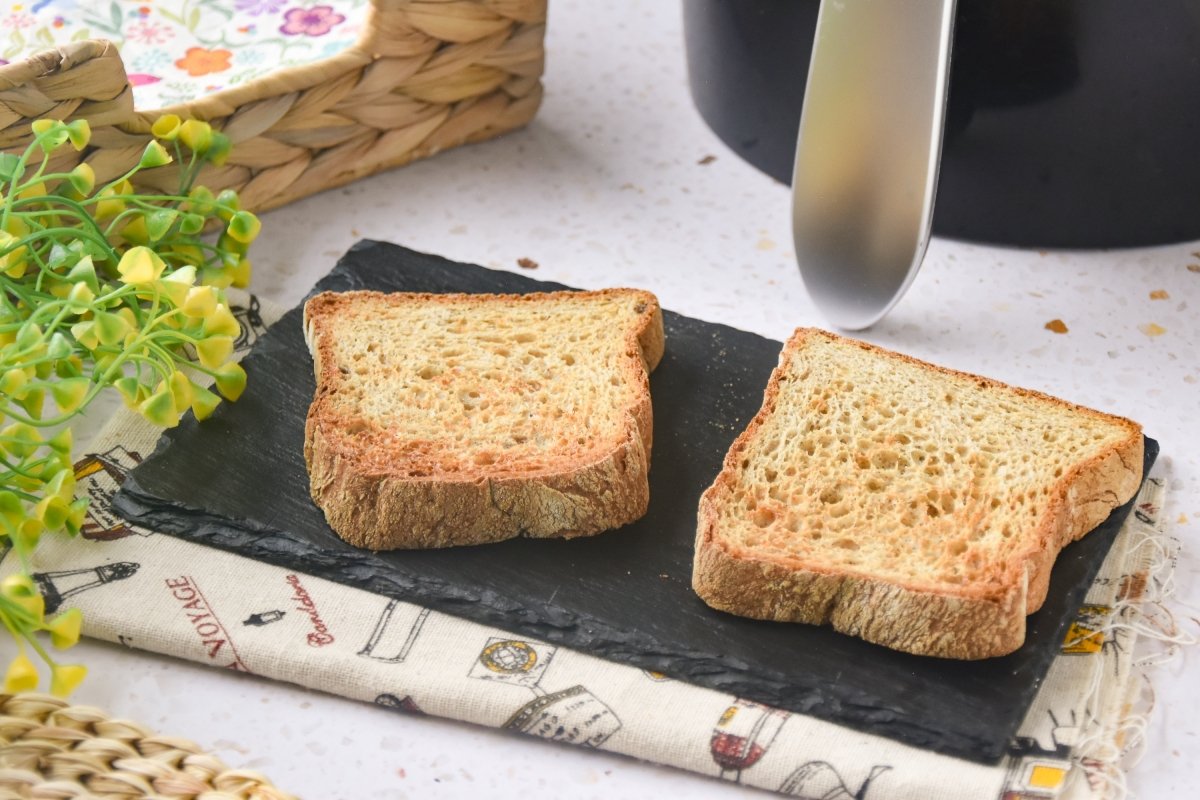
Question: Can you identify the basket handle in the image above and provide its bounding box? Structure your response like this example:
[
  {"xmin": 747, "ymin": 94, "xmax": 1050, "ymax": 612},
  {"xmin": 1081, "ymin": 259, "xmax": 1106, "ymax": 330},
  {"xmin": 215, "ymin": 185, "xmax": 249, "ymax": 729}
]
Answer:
[{"xmin": 0, "ymin": 39, "xmax": 134, "ymax": 152}]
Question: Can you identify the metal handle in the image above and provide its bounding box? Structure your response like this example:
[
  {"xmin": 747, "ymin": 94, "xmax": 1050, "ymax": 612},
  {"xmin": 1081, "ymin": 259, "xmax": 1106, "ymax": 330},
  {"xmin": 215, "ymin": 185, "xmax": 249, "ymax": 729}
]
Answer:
[{"xmin": 792, "ymin": 0, "xmax": 957, "ymax": 330}]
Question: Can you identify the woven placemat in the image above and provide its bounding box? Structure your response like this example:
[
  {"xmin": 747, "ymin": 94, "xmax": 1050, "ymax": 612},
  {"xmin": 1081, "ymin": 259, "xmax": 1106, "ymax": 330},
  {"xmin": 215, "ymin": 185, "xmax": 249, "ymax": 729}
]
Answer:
[{"xmin": 0, "ymin": 693, "xmax": 295, "ymax": 800}]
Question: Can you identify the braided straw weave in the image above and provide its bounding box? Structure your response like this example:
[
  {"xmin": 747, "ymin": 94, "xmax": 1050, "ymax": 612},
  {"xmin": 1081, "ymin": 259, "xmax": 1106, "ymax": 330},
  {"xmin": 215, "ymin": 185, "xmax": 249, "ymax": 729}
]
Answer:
[
  {"xmin": 0, "ymin": 0, "xmax": 546, "ymax": 212},
  {"xmin": 0, "ymin": 694, "xmax": 295, "ymax": 800}
]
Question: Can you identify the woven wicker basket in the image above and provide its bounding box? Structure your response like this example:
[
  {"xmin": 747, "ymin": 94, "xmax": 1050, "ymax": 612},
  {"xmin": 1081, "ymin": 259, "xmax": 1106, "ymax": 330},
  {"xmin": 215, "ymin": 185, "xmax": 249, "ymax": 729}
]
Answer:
[
  {"xmin": 0, "ymin": 0, "xmax": 546, "ymax": 212},
  {"xmin": 0, "ymin": 693, "xmax": 295, "ymax": 799}
]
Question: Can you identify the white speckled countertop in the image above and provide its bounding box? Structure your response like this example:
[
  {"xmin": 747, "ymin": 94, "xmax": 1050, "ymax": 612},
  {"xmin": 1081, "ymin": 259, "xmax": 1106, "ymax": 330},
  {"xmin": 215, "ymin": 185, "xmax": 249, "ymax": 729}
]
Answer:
[{"xmin": 66, "ymin": 1, "xmax": 1197, "ymax": 797}]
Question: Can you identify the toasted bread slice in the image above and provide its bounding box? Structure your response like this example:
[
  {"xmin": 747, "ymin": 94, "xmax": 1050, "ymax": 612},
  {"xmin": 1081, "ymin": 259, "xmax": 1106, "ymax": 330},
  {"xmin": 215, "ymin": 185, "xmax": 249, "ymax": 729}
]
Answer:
[
  {"xmin": 693, "ymin": 328, "xmax": 1143, "ymax": 659},
  {"xmin": 303, "ymin": 289, "xmax": 664, "ymax": 550}
]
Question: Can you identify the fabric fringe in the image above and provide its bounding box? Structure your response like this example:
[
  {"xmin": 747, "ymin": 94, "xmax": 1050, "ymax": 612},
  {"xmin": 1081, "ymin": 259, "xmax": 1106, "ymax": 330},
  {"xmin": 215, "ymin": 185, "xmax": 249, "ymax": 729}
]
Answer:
[{"xmin": 1072, "ymin": 476, "xmax": 1196, "ymax": 799}]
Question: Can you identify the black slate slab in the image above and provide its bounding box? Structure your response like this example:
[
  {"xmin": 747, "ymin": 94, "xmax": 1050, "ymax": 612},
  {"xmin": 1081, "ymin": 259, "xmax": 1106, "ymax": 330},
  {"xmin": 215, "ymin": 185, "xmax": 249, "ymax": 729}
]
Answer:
[{"xmin": 114, "ymin": 240, "xmax": 1158, "ymax": 764}]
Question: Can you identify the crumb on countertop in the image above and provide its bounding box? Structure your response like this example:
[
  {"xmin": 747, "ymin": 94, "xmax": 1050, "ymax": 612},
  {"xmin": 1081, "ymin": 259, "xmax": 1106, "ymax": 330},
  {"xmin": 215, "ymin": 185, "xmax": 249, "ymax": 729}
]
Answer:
[
  {"xmin": 1138, "ymin": 322, "xmax": 1167, "ymax": 337},
  {"xmin": 517, "ymin": 257, "xmax": 539, "ymax": 270}
]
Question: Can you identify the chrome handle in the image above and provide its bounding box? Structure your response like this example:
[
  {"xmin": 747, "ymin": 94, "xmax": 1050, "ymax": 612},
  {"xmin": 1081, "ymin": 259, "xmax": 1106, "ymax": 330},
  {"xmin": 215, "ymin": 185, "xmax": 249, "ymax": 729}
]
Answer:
[{"xmin": 792, "ymin": 0, "xmax": 957, "ymax": 330}]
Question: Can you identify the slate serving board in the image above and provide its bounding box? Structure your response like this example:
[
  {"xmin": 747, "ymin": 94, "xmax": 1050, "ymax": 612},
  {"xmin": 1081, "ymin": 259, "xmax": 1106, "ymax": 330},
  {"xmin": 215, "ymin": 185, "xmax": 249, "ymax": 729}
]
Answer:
[{"xmin": 114, "ymin": 240, "xmax": 1158, "ymax": 764}]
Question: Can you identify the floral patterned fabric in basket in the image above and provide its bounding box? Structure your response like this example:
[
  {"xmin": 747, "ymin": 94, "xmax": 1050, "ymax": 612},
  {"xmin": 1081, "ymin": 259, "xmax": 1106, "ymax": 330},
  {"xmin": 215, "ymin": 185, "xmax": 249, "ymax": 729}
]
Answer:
[{"xmin": 0, "ymin": 0, "xmax": 370, "ymax": 110}]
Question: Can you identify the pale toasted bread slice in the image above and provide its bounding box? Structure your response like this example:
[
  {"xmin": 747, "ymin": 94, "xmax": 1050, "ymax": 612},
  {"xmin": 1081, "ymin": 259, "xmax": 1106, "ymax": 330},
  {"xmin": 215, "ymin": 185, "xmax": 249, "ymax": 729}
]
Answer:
[
  {"xmin": 303, "ymin": 289, "xmax": 664, "ymax": 549},
  {"xmin": 693, "ymin": 328, "xmax": 1143, "ymax": 659}
]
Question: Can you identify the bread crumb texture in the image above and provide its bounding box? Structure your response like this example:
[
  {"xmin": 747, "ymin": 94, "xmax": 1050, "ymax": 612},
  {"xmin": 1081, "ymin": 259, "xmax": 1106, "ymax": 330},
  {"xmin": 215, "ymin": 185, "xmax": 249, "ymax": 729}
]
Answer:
[
  {"xmin": 695, "ymin": 328, "xmax": 1143, "ymax": 659},
  {"xmin": 304, "ymin": 289, "xmax": 664, "ymax": 550}
]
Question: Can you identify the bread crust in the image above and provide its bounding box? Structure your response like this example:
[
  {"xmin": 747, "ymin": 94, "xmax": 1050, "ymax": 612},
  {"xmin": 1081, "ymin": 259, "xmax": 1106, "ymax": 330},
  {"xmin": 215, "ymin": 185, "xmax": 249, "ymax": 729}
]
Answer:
[
  {"xmin": 693, "ymin": 328, "xmax": 1144, "ymax": 659},
  {"xmin": 303, "ymin": 289, "xmax": 663, "ymax": 550}
]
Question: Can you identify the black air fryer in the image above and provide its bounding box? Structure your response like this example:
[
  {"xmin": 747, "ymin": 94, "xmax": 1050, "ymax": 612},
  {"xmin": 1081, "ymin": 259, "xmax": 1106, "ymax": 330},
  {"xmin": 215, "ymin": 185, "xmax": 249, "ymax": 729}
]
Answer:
[{"xmin": 684, "ymin": 0, "xmax": 1200, "ymax": 248}]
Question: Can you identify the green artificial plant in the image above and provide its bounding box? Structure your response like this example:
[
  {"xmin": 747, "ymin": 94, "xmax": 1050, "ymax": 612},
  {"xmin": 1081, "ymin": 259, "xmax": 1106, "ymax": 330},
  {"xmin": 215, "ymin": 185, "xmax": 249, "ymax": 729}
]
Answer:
[{"xmin": 0, "ymin": 115, "xmax": 258, "ymax": 695}]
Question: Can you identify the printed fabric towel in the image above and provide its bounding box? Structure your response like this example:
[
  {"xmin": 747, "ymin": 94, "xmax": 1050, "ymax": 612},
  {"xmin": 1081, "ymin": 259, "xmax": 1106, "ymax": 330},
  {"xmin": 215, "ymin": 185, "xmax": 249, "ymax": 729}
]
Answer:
[{"xmin": 0, "ymin": 293, "xmax": 1177, "ymax": 800}]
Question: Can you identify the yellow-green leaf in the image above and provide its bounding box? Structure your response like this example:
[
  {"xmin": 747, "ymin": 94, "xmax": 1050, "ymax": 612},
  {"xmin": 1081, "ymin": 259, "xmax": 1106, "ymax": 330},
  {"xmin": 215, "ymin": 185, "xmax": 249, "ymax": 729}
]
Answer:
[
  {"xmin": 207, "ymin": 131, "xmax": 232, "ymax": 166},
  {"xmin": 66, "ymin": 280, "xmax": 95, "ymax": 310},
  {"xmin": 196, "ymin": 335, "xmax": 233, "ymax": 369},
  {"xmin": 179, "ymin": 212, "xmax": 205, "ymax": 235},
  {"xmin": 182, "ymin": 286, "xmax": 218, "ymax": 318},
  {"xmin": 190, "ymin": 381, "xmax": 221, "ymax": 421},
  {"xmin": 0, "ymin": 570, "xmax": 43, "ymax": 619},
  {"xmin": 114, "ymin": 376, "xmax": 142, "ymax": 409},
  {"xmin": 165, "ymin": 265, "xmax": 197, "ymax": 286},
  {"xmin": 93, "ymin": 310, "xmax": 131, "ymax": 346},
  {"xmin": 214, "ymin": 362, "xmax": 246, "ymax": 402},
  {"xmin": 66, "ymin": 119, "xmax": 91, "ymax": 150},
  {"xmin": 158, "ymin": 282, "xmax": 188, "ymax": 309},
  {"xmin": 93, "ymin": 352, "xmax": 119, "ymax": 375},
  {"xmin": 203, "ymin": 303, "xmax": 240, "ymax": 338},
  {"xmin": 138, "ymin": 140, "xmax": 172, "ymax": 169},
  {"xmin": 0, "ymin": 423, "xmax": 40, "ymax": 457},
  {"xmin": 138, "ymin": 388, "xmax": 179, "ymax": 428},
  {"xmin": 67, "ymin": 162, "xmax": 95, "ymax": 195},
  {"xmin": 0, "ymin": 229, "xmax": 28, "ymax": 279},
  {"xmin": 117, "ymin": 246, "xmax": 166, "ymax": 284},
  {"xmin": 47, "ymin": 608, "xmax": 83, "ymax": 649},
  {"xmin": 168, "ymin": 371, "xmax": 192, "ymax": 411},
  {"xmin": 13, "ymin": 517, "xmax": 43, "ymax": 551},
  {"xmin": 46, "ymin": 332, "xmax": 72, "ymax": 361},
  {"xmin": 230, "ymin": 257, "xmax": 252, "ymax": 289},
  {"xmin": 200, "ymin": 266, "xmax": 234, "ymax": 290},
  {"xmin": 18, "ymin": 386, "xmax": 44, "ymax": 419},
  {"xmin": 151, "ymin": 114, "xmax": 182, "ymax": 140},
  {"xmin": 35, "ymin": 494, "xmax": 68, "ymax": 530},
  {"xmin": 0, "ymin": 368, "xmax": 27, "ymax": 395},
  {"xmin": 70, "ymin": 321, "xmax": 100, "ymax": 350},
  {"xmin": 119, "ymin": 216, "xmax": 150, "ymax": 245},
  {"xmin": 0, "ymin": 572, "xmax": 36, "ymax": 600},
  {"xmin": 215, "ymin": 189, "xmax": 240, "ymax": 222},
  {"xmin": 50, "ymin": 376, "xmax": 90, "ymax": 413},
  {"xmin": 64, "ymin": 498, "xmax": 87, "ymax": 536},
  {"xmin": 47, "ymin": 427, "xmax": 72, "ymax": 456},
  {"xmin": 0, "ymin": 152, "xmax": 22, "ymax": 182},
  {"xmin": 92, "ymin": 182, "xmax": 131, "ymax": 220},
  {"xmin": 3, "ymin": 652, "xmax": 39, "ymax": 694},
  {"xmin": 146, "ymin": 209, "xmax": 177, "ymax": 241},
  {"xmin": 187, "ymin": 185, "xmax": 215, "ymax": 215},
  {"xmin": 18, "ymin": 181, "xmax": 47, "ymax": 201},
  {"xmin": 226, "ymin": 210, "xmax": 260, "ymax": 244},
  {"xmin": 65, "ymin": 255, "xmax": 98, "ymax": 292},
  {"xmin": 55, "ymin": 354, "xmax": 83, "ymax": 380},
  {"xmin": 179, "ymin": 119, "xmax": 213, "ymax": 154},
  {"xmin": 217, "ymin": 231, "xmax": 248, "ymax": 257},
  {"xmin": 50, "ymin": 663, "xmax": 87, "ymax": 696},
  {"xmin": 32, "ymin": 119, "xmax": 68, "ymax": 153},
  {"xmin": 15, "ymin": 321, "xmax": 42, "ymax": 350},
  {"xmin": 42, "ymin": 466, "xmax": 72, "ymax": 502}
]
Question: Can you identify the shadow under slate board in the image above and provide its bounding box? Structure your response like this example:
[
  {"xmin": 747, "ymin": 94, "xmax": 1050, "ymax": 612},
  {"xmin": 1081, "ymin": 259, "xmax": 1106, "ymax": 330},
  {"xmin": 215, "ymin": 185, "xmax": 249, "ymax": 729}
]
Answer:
[{"xmin": 114, "ymin": 240, "xmax": 1158, "ymax": 764}]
